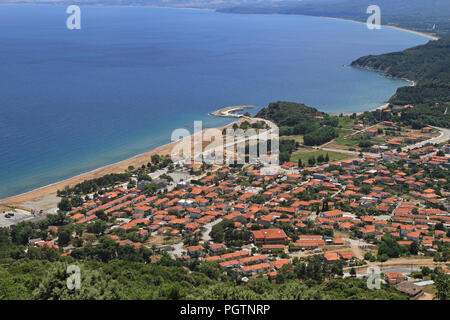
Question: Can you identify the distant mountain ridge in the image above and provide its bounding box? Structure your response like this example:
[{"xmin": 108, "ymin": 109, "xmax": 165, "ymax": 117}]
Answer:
[
  {"xmin": 217, "ymin": 0, "xmax": 450, "ymax": 38},
  {"xmin": 0, "ymin": 0, "xmax": 279, "ymax": 9},
  {"xmin": 2, "ymin": 0, "xmax": 448, "ymax": 37}
]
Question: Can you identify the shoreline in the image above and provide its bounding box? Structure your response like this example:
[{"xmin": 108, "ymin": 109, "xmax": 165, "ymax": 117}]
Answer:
[
  {"xmin": 0, "ymin": 2, "xmax": 440, "ymax": 40},
  {"xmin": 0, "ymin": 116, "xmax": 241, "ymax": 210},
  {"xmin": 330, "ymin": 102, "xmax": 390, "ymax": 117},
  {"xmin": 209, "ymin": 105, "xmax": 255, "ymax": 118},
  {"xmin": 319, "ymin": 16, "xmax": 439, "ymax": 40},
  {"xmin": 0, "ymin": 6, "xmax": 434, "ymax": 210}
]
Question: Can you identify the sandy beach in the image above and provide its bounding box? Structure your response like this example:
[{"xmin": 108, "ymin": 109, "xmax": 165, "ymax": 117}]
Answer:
[
  {"xmin": 323, "ymin": 16, "xmax": 439, "ymax": 40},
  {"xmin": 0, "ymin": 117, "xmax": 242, "ymax": 212},
  {"xmin": 0, "ymin": 12, "xmax": 435, "ymax": 212},
  {"xmin": 209, "ymin": 105, "xmax": 255, "ymax": 118}
]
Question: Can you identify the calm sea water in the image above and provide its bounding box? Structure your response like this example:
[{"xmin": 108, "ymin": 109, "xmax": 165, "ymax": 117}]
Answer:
[{"xmin": 0, "ymin": 4, "xmax": 429, "ymax": 199}]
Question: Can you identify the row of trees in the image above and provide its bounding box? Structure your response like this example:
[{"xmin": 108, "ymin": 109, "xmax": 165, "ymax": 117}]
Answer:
[
  {"xmin": 57, "ymin": 173, "xmax": 130, "ymax": 197},
  {"xmin": 303, "ymin": 126, "xmax": 338, "ymax": 146},
  {"xmin": 298, "ymin": 153, "xmax": 330, "ymax": 167}
]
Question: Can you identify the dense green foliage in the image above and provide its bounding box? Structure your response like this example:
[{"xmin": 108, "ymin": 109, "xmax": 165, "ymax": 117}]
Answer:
[
  {"xmin": 57, "ymin": 173, "xmax": 130, "ymax": 196},
  {"xmin": 352, "ymin": 36, "xmax": 450, "ymax": 106},
  {"xmin": 0, "ymin": 256, "xmax": 406, "ymax": 300},
  {"xmin": 256, "ymin": 101, "xmax": 325, "ymax": 127},
  {"xmin": 210, "ymin": 220, "xmax": 252, "ymax": 246},
  {"xmin": 303, "ymin": 126, "xmax": 337, "ymax": 146},
  {"xmin": 357, "ymin": 102, "xmax": 450, "ymax": 128},
  {"xmin": 0, "ymin": 214, "xmax": 432, "ymax": 301},
  {"xmin": 256, "ymin": 101, "xmax": 338, "ymax": 146}
]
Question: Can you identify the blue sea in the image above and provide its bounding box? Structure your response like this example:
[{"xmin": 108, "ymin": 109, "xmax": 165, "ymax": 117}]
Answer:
[{"xmin": 0, "ymin": 4, "xmax": 430, "ymax": 199}]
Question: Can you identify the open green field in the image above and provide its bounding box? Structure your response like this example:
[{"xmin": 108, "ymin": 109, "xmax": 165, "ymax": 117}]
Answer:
[
  {"xmin": 337, "ymin": 116, "xmax": 357, "ymax": 129},
  {"xmin": 290, "ymin": 149, "xmax": 354, "ymax": 165},
  {"xmin": 332, "ymin": 133, "xmax": 363, "ymax": 149},
  {"xmin": 281, "ymin": 135, "xmax": 304, "ymax": 144}
]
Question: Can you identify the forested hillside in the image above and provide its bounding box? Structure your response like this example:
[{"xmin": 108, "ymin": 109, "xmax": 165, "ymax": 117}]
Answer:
[
  {"xmin": 351, "ymin": 36, "xmax": 450, "ymax": 106},
  {"xmin": 255, "ymin": 101, "xmax": 338, "ymax": 146},
  {"xmin": 0, "ymin": 224, "xmax": 405, "ymax": 300}
]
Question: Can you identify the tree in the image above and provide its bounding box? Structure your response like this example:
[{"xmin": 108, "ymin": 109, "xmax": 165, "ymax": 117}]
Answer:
[
  {"xmin": 378, "ymin": 236, "xmax": 402, "ymax": 259},
  {"xmin": 435, "ymin": 273, "xmax": 449, "ymax": 300},
  {"xmin": 360, "ymin": 184, "xmax": 372, "ymax": 194},
  {"xmin": 298, "ymin": 158, "xmax": 303, "ymax": 168},
  {"xmin": 409, "ymin": 242, "xmax": 419, "ymax": 255},
  {"xmin": 57, "ymin": 229, "xmax": 72, "ymax": 247},
  {"xmin": 95, "ymin": 209, "xmax": 107, "ymax": 221},
  {"xmin": 350, "ymin": 267, "xmax": 356, "ymax": 277},
  {"xmin": 358, "ymin": 140, "xmax": 372, "ymax": 148},
  {"xmin": 151, "ymin": 154, "xmax": 161, "ymax": 165},
  {"xmin": 33, "ymin": 263, "xmax": 121, "ymax": 300},
  {"xmin": 435, "ymin": 223, "xmax": 444, "ymax": 231},
  {"xmin": 70, "ymin": 196, "xmax": 83, "ymax": 208},
  {"xmin": 87, "ymin": 220, "xmax": 107, "ymax": 235},
  {"xmin": 143, "ymin": 182, "xmax": 159, "ymax": 195},
  {"xmin": 57, "ymin": 198, "xmax": 72, "ymax": 212},
  {"xmin": 279, "ymin": 152, "xmax": 290, "ymax": 164},
  {"xmin": 0, "ymin": 268, "xmax": 29, "ymax": 299}
]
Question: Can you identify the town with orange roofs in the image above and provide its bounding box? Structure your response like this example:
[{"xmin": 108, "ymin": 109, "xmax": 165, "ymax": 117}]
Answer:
[{"xmin": 14, "ymin": 111, "xmax": 449, "ymax": 300}]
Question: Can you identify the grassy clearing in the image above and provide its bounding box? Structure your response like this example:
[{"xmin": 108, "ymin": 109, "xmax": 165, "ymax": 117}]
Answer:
[
  {"xmin": 337, "ymin": 116, "xmax": 357, "ymax": 129},
  {"xmin": 290, "ymin": 149, "xmax": 353, "ymax": 164},
  {"xmin": 281, "ymin": 135, "xmax": 304, "ymax": 144}
]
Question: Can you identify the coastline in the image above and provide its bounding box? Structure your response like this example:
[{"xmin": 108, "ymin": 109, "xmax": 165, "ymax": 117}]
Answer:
[
  {"xmin": 330, "ymin": 102, "xmax": 390, "ymax": 117},
  {"xmin": 1, "ymin": 2, "xmax": 440, "ymax": 40},
  {"xmin": 0, "ymin": 116, "xmax": 241, "ymax": 211},
  {"xmin": 0, "ymin": 6, "xmax": 434, "ymax": 210},
  {"xmin": 320, "ymin": 16, "xmax": 439, "ymax": 40},
  {"xmin": 209, "ymin": 105, "xmax": 255, "ymax": 118}
]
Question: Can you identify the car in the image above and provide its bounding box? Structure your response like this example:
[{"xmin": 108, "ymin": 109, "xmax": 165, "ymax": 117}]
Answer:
[{"xmin": 7, "ymin": 212, "xmax": 14, "ymax": 217}]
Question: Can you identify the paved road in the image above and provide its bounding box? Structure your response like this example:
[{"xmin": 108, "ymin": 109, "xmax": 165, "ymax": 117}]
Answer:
[
  {"xmin": 319, "ymin": 126, "xmax": 450, "ymax": 157},
  {"xmin": 0, "ymin": 209, "xmax": 35, "ymax": 227},
  {"xmin": 402, "ymin": 126, "xmax": 450, "ymax": 152}
]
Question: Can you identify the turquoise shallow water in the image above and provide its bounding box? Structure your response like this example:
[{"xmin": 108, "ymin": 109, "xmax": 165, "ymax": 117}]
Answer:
[{"xmin": 0, "ymin": 4, "xmax": 429, "ymax": 199}]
